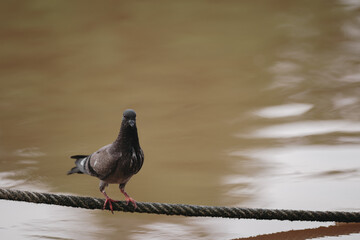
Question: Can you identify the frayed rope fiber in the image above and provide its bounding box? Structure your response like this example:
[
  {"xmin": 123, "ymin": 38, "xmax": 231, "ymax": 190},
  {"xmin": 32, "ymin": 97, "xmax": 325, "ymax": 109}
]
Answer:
[{"xmin": 0, "ymin": 188, "xmax": 359, "ymax": 222}]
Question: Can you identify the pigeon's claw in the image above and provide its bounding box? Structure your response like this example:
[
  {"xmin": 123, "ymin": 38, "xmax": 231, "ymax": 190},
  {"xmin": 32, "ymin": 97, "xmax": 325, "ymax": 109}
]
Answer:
[
  {"xmin": 120, "ymin": 188, "xmax": 137, "ymax": 209},
  {"xmin": 101, "ymin": 191, "xmax": 118, "ymax": 214},
  {"xmin": 103, "ymin": 197, "xmax": 118, "ymax": 214},
  {"xmin": 125, "ymin": 196, "xmax": 137, "ymax": 208}
]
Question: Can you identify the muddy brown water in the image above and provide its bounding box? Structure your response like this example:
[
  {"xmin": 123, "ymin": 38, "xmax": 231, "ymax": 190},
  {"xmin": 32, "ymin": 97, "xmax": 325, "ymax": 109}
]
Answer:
[{"xmin": 1, "ymin": 1, "xmax": 360, "ymax": 239}]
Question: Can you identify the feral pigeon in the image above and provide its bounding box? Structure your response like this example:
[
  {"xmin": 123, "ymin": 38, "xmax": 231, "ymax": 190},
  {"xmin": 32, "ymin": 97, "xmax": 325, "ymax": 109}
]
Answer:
[{"xmin": 67, "ymin": 109, "xmax": 144, "ymax": 213}]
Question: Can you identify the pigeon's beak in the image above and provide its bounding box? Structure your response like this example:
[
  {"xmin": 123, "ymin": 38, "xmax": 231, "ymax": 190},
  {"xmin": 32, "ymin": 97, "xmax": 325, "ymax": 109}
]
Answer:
[{"xmin": 128, "ymin": 119, "xmax": 136, "ymax": 127}]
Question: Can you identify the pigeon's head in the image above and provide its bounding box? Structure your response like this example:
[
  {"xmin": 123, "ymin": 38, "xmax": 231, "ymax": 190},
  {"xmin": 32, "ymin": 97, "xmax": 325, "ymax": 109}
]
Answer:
[{"xmin": 123, "ymin": 109, "xmax": 137, "ymax": 128}]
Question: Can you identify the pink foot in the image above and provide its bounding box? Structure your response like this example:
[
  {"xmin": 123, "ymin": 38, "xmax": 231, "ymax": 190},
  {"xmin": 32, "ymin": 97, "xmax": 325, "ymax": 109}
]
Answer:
[
  {"xmin": 125, "ymin": 196, "xmax": 137, "ymax": 208},
  {"xmin": 121, "ymin": 188, "xmax": 137, "ymax": 209},
  {"xmin": 103, "ymin": 196, "xmax": 118, "ymax": 214}
]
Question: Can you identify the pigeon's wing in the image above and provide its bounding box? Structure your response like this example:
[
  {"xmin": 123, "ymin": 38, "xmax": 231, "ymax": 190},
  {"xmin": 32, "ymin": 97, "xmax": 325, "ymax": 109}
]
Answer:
[
  {"xmin": 131, "ymin": 147, "xmax": 144, "ymax": 175},
  {"xmin": 87, "ymin": 144, "xmax": 119, "ymax": 180}
]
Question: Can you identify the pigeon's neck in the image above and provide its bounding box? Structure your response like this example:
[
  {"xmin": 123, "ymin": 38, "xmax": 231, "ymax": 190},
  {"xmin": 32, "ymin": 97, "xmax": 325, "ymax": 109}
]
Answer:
[{"xmin": 112, "ymin": 124, "xmax": 140, "ymax": 153}]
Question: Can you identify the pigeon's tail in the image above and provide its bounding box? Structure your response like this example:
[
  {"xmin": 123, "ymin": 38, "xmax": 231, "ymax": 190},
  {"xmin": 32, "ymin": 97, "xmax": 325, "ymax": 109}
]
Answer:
[
  {"xmin": 67, "ymin": 155, "xmax": 89, "ymax": 175},
  {"xmin": 67, "ymin": 166, "xmax": 83, "ymax": 175}
]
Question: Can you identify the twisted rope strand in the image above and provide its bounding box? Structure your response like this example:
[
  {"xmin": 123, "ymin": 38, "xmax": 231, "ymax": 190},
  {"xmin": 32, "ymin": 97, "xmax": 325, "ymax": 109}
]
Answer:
[{"xmin": 0, "ymin": 188, "xmax": 359, "ymax": 222}]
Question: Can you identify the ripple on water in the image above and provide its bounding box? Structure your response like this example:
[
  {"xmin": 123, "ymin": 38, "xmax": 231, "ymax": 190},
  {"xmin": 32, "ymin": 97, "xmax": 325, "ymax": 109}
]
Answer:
[
  {"xmin": 0, "ymin": 172, "xmax": 107, "ymax": 239},
  {"xmin": 250, "ymin": 120, "xmax": 360, "ymax": 138},
  {"xmin": 229, "ymin": 145, "xmax": 360, "ymax": 210},
  {"xmin": 14, "ymin": 147, "xmax": 45, "ymax": 158},
  {"xmin": 255, "ymin": 103, "xmax": 313, "ymax": 118},
  {"xmin": 0, "ymin": 171, "xmax": 48, "ymax": 191},
  {"xmin": 234, "ymin": 145, "xmax": 360, "ymax": 177}
]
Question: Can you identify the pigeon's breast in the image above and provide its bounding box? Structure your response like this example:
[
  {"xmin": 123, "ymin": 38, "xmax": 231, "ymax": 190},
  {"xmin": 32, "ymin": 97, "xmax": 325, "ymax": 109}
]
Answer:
[
  {"xmin": 101, "ymin": 156, "xmax": 132, "ymax": 184},
  {"xmin": 102, "ymin": 148, "xmax": 144, "ymax": 184}
]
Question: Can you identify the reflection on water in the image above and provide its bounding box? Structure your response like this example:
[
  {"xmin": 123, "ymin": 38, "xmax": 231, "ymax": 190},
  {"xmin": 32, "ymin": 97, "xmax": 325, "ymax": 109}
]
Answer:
[
  {"xmin": 231, "ymin": 145, "xmax": 360, "ymax": 210},
  {"xmin": 1, "ymin": 0, "xmax": 360, "ymax": 239},
  {"xmin": 255, "ymin": 103, "xmax": 313, "ymax": 118},
  {"xmin": 14, "ymin": 147, "xmax": 45, "ymax": 158},
  {"xmin": 132, "ymin": 218, "xmax": 333, "ymax": 240},
  {"xmin": 0, "ymin": 201, "xmax": 107, "ymax": 240},
  {"xmin": 235, "ymin": 223, "xmax": 360, "ymax": 240},
  {"xmin": 251, "ymin": 120, "xmax": 360, "ymax": 138}
]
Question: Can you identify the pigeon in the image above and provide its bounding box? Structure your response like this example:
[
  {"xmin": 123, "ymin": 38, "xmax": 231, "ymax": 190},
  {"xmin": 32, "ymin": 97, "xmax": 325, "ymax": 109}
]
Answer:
[{"xmin": 67, "ymin": 109, "xmax": 144, "ymax": 213}]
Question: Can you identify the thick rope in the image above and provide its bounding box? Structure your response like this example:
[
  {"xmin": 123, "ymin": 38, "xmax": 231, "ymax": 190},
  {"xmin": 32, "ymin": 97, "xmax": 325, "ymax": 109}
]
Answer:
[{"xmin": 0, "ymin": 188, "xmax": 359, "ymax": 222}]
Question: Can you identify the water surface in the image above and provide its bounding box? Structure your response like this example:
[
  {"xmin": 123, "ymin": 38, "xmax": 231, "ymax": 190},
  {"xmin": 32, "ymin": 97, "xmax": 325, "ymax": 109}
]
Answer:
[{"xmin": 1, "ymin": 1, "xmax": 360, "ymax": 239}]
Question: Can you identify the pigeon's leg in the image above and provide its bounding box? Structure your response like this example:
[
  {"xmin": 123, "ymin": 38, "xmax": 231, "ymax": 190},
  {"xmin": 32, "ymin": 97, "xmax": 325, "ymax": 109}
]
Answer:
[
  {"xmin": 119, "ymin": 183, "xmax": 137, "ymax": 208},
  {"xmin": 100, "ymin": 181, "xmax": 117, "ymax": 214}
]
